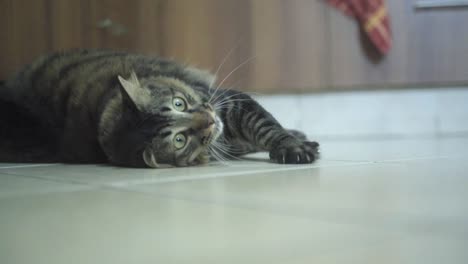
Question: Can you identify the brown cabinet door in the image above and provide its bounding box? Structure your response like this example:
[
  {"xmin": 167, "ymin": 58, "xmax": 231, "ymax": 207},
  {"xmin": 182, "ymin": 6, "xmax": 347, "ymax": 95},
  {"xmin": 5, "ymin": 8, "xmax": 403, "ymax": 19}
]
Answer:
[
  {"xmin": 0, "ymin": 0, "xmax": 50, "ymax": 79},
  {"xmin": 0, "ymin": 0, "xmax": 162, "ymax": 79}
]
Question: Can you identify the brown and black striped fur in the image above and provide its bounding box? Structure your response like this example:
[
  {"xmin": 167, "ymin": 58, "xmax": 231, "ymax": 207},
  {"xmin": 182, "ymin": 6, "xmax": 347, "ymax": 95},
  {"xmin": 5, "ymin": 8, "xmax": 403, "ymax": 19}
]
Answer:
[{"xmin": 0, "ymin": 49, "xmax": 319, "ymax": 167}]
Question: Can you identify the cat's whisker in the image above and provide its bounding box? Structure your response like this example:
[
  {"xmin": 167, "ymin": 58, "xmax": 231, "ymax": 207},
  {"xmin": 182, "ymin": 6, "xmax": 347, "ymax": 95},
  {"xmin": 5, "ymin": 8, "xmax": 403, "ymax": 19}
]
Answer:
[
  {"xmin": 214, "ymin": 140, "xmax": 245, "ymax": 152},
  {"xmin": 213, "ymin": 100, "xmax": 253, "ymax": 113},
  {"xmin": 216, "ymin": 146, "xmax": 247, "ymax": 156},
  {"xmin": 210, "ymin": 38, "xmax": 244, "ymax": 91},
  {"xmin": 214, "ymin": 104, "xmax": 246, "ymax": 114},
  {"xmin": 214, "ymin": 148, "xmax": 244, "ymax": 161},
  {"xmin": 211, "ymin": 141, "xmax": 245, "ymax": 161},
  {"xmin": 213, "ymin": 143, "xmax": 248, "ymax": 154},
  {"xmin": 212, "ymin": 90, "xmax": 264, "ymax": 107},
  {"xmin": 209, "ymin": 146, "xmax": 230, "ymax": 165},
  {"xmin": 212, "ymin": 91, "xmax": 267, "ymax": 113},
  {"xmin": 214, "ymin": 98, "xmax": 253, "ymax": 108},
  {"xmin": 213, "ymin": 93, "xmax": 254, "ymax": 106},
  {"xmin": 210, "ymin": 46, "xmax": 238, "ymax": 91},
  {"xmin": 211, "ymin": 90, "xmax": 244, "ymax": 106},
  {"xmin": 214, "ymin": 104, "xmax": 240, "ymax": 114},
  {"xmin": 209, "ymin": 55, "xmax": 257, "ymax": 104},
  {"xmin": 209, "ymin": 79, "xmax": 244, "ymax": 104}
]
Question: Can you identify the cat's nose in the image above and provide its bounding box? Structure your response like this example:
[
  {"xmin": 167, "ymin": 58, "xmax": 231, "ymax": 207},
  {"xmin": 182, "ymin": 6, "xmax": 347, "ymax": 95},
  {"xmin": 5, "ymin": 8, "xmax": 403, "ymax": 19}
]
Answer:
[
  {"xmin": 192, "ymin": 111, "xmax": 214, "ymax": 130},
  {"xmin": 203, "ymin": 115, "xmax": 215, "ymax": 129}
]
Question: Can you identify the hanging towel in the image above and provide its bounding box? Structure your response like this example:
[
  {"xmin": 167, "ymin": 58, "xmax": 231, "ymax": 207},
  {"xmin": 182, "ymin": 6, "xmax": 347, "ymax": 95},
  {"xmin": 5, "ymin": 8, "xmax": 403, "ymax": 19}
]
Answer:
[{"xmin": 327, "ymin": 0, "xmax": 392, "ymax": 55}]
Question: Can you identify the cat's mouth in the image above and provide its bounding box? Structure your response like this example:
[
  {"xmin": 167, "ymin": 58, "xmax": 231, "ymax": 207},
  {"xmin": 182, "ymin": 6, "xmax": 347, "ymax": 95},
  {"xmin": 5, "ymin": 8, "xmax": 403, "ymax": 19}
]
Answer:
[
  {"xmin": 213, "ymin": 115, "xmax": 223, "ymax": 140},
  {"xmin": 142, "ymin": 148, "xmax": 159, "ymax": 168},
  {"xmin": 201, "ymin": 132, "xmax": 213, "ymax": 145},
  {"xmin": 199, "ymin": 114, "xmax": 223, "ymax": 144},
  {"xmin": 206, "ymin": 115, "xmax": 223, "ymax": 144}
]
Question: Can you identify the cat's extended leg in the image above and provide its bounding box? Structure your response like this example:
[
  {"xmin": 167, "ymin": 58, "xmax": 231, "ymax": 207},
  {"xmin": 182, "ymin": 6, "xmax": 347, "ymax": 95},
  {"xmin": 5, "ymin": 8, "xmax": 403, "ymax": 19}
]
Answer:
[{"xmin": 215, "ymin": 90, "xmax": 319, "ymax": 164}]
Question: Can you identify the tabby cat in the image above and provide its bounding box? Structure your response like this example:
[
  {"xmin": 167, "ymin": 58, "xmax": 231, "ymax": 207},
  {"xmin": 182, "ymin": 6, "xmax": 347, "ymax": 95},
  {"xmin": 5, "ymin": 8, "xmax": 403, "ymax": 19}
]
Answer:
[{"xmin": 0, "ymin": 50, "xmax": 319, "ymax": 167}]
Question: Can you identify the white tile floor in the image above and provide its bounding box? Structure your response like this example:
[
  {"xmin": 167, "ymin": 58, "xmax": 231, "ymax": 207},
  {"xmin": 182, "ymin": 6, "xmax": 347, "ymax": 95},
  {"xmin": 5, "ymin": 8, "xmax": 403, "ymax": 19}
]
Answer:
[{"xmin": 1, "ymin": 88, "xmax": 468, "ymax": 264}]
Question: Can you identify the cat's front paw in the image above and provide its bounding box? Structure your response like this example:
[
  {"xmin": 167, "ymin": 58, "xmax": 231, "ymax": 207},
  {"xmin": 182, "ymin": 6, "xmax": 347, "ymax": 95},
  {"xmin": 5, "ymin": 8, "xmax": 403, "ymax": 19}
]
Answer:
[{"xmin": 269, "ymin": 141, "xmax": 319, "ymax": 164}]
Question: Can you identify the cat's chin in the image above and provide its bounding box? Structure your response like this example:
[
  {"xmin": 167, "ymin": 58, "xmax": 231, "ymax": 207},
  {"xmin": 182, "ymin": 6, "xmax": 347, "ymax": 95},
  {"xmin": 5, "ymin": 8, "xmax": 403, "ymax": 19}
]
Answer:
[{"xmin": 192, "ymin": 152, "xmax": 210, "ymax": 165}]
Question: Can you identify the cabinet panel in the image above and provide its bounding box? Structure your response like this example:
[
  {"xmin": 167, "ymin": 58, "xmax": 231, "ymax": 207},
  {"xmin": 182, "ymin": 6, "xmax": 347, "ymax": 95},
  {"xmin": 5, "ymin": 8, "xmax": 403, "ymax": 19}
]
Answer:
[
  {"xmin": 158, "ymin": 0, "xmax": 328, "ymax": 92},
  {"xmin": 158, "ymin": 0, "xmax": 253, "ymax": 90},
  {"xmin": 251, "ymin": 0, "xmax": 328, "ymax": 92},
  {"xmin": 0, "ymin": 0, "xmax": 162, "ymax": 80},
  {"xmin": 0, "ymin": 0, "xmax": 49, "ymax": 79},
  {"xmin": 407, "ymin": 6, "xmax": 468, "ymax": 84},
  {"xmin": 48, "ymin": 0, "xmax": 87, "ymax": 50},
  {"xmin": 328, "ymin": 0, "xmax": 468, "ymax": 88},
  {"xmin": 84, "ymin": 0, "xmax": 161, "ymax": 52}
]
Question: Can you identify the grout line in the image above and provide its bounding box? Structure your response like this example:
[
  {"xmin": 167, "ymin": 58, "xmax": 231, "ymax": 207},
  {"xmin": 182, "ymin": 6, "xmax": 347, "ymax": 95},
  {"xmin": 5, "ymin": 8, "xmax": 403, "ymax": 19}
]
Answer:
[
  {"xmin": 315, "ymin": 133, "xmax": 468, "ymax": 142},
  {"xmin": 322, "ymin": 158, "xmax": 373, "ymax": 163},
  {"xmin": 0, "ymin": 163, "xmax": 60, "ymax": 170},
  {"xmin": 0, "ymin": 171, "xmax": 98, "ymax": 187},
  {"xmin": 0, "ymin": 187, "xmax": 95, "ymax": 199},
  {"xmin": 377, "ymin": 154, "xmax": 467, "ymax": 164},
  {"xmin": 109, "ymin": 161, "xmax": 374, "ymax": 187},
  {"xmin": 1, "ymin": 154, "xmax": 464, "ymax": 191},
  {"xmin": 0, "ymin": 172, "xmax": 98, "ymax": 199},
  {"xmin": 324, "ymin": 154, "xmax": 467, "ymax": 165},
  {"xmin": 0, "ymin": 160, "xmax": 370, "ymax": 190}
]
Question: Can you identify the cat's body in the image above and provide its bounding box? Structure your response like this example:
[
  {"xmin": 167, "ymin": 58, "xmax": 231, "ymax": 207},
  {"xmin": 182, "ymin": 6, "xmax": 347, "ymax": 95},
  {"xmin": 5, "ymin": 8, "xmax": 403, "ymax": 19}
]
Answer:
[{"xmin": 0, "ymin": 49, "xmax": 319, "ymax": 167}]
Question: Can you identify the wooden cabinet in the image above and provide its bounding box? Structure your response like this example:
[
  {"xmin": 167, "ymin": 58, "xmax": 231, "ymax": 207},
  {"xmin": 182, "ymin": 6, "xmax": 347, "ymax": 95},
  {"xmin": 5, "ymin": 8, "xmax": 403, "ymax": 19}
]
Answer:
[
  {"xmin": 1, "ymin": 0, "xmax": 49, "ymax": 79},
  {"xmin": 0, "ymin": 0, "xmax": 162, "ymax": 79},
  {"xmin": 1, "ymin": 0, "xmax": 468, "ymax": 92}
]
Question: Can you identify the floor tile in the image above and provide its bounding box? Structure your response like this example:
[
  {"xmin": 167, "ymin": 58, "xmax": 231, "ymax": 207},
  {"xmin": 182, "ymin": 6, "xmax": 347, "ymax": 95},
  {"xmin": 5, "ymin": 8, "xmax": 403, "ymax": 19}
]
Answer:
[
  {"xmin": 0, "ymin": 189, "xmax": 372, "ymax": 264},
  {"xmin": 1, "ymin": 188, "xmax": 465, "ymax": 264},
  {"xmin": 0, "ymin": 173, "xmax": 92, "ymax": 198},
  {"xmin": 1, "ymin": 88, "xmax": 467, "ymax": 263},
  {"xmin": 127, "ymin": 159, "xmax": 468, "ymax": 240},
  {"xmin": 0, "ymin": 163, "xmax": 58, "ymax": 169}
]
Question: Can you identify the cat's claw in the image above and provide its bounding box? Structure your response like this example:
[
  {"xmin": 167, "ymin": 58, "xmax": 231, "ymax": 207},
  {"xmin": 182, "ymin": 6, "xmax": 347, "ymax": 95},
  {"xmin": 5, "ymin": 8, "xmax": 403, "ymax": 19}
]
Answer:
[{"xmin": 269, "ymin": 141, "xmax": 319, "ymax": 164}]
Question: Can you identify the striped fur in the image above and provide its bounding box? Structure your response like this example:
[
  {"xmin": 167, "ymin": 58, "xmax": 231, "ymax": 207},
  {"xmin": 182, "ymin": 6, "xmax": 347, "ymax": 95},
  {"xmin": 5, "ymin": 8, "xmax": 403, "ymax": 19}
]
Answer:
[{"xmin": 0, "ymin": 49, "xmax": 319, "ymax": 167}]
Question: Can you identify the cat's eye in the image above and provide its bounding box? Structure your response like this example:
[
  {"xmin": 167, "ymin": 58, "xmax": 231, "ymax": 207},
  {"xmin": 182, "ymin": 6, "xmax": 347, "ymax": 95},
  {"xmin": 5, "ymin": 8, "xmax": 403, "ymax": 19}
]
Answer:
[
  {"xmin": 172, "ymin": 97, "xmax": 187, "ymax": 112},
  {"xmin": 173, "ymin": 133, "xmax": 187, "ymax": 149}
]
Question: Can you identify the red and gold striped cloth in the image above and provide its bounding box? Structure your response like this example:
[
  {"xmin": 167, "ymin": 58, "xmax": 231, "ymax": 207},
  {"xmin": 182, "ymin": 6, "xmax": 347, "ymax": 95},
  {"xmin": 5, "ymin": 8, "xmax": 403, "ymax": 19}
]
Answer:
[{"xmin": 327, "ymin": 0, "xmax": 392, "ymax": 55}]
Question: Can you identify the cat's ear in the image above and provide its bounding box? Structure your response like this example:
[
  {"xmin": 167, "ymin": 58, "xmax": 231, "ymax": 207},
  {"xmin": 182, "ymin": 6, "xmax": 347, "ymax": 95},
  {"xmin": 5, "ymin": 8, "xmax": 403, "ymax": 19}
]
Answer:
[{"xmin": 118, "ymin": 71, "xmax": 149, "ymax": 111}]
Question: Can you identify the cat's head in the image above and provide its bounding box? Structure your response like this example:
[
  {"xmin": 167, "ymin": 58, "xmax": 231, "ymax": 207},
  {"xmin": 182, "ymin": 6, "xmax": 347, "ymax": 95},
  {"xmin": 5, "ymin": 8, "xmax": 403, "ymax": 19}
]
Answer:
[{"xmin": 102, "ymin": 67, "xmax": 223, "ymax": 168}]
